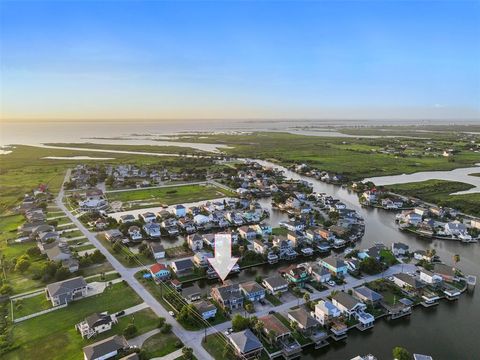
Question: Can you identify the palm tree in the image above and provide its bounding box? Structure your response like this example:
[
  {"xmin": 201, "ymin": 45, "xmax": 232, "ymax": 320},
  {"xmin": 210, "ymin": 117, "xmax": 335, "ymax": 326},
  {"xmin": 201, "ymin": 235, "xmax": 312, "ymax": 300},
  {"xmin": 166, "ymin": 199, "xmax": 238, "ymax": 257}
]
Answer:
[
  {"xmin": 453, "ymin": 254, "xmax": 460, "ymax": 272},
  {"xmin": 303, "ymin": 292, "xmax": 311, "ymax": 303},
  {"xmin": 426, "ymin": 248, "xmax": 436, "ymax": 260},
  {"xmin": 254, "ymin": 320, "xmax": 264, "ymax": 338}
]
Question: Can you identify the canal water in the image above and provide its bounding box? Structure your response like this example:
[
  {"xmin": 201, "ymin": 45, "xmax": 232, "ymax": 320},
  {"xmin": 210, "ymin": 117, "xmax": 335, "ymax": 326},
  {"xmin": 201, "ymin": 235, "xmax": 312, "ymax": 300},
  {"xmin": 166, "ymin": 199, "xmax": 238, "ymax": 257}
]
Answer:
[{"xmin": 255, "ymin": 160, "xmax": 480, "ymax": 359}]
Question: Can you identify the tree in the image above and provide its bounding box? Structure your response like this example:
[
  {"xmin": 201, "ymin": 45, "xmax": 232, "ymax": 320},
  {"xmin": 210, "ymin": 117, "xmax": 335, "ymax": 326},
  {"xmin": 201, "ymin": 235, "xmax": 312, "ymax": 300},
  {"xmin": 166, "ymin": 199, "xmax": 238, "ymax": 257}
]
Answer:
[
  {"xmin": 54, "ymin": 267, "xmax": 70, "ymax": 281},
  {"xmin": 303, "ymin": 292, "xmax": 310, "ymax": 303},
  {"xmin": 232, "ymin": 314, "xmax": 250, "ymax": 332},
  {"xmin": 26, "ymin": 246, "xmax": 41, "ymax": 257},
  {"xmin": 161, "ymin": 323, "xmax": 172, "ymax": 334},
  {"xmin": 0, "ymin": 284, "xmax": 13, "ymax": 295},
  {"xmin": 392, "ymin": 346, "xmax": 411, "ymax": 360},
  {"xmin": 254, "ymin": 320, "xmax": 264, "ymax": 337},
  {"xmin": 182, "ymin": 347, "xmax": 194, "ymax": 360},
  {"xmin": 453, "ymin": 254, "xmax": 460, "ymax": 271},
  {"xmin": 157, "ymin": 317, "xmax": 166, "ymax": 328},
  {"xmin": 245, "ymin": 303, "xmax": 254, "ymax": 313},
  {"xmin": 15, "ymin": 258, "xmax": 31, "ymax": 273},
  {"xmin": 123, "ymin": 324, "xmax": 138, "ymax": 338}
]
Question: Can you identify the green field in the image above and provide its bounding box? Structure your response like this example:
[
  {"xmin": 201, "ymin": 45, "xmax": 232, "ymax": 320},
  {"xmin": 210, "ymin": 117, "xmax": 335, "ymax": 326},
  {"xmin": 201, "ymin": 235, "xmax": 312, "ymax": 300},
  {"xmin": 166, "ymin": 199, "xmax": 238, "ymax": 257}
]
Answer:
[
  {"xmin": 4, "ymin": 281, "xmax": 144, "ymax": 360},
  {"xmin": 106, "ymin": 184, "xmax": 233, "ymax": 209},
  {"xmin": 166, "ymin": 132, "xmax": 480, "ymax": 180},
  {"xmin": 97, "ymin": 234, "xmax": 154, "ymax": 268},
  {"xmin": 12, "ymin": 293, "xmax": 52, "ymax": 319},
  {"xmin": 386, "ymin": 180, "xmax": 480, "ymax": 217},
  {"xmin": 141, "ymin": 332, "xmax": 182, "ymax": 358}
]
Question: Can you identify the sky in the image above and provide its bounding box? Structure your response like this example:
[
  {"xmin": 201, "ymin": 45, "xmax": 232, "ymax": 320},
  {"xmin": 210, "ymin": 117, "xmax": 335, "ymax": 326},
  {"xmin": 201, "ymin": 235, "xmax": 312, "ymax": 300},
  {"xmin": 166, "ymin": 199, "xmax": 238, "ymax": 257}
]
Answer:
[{"xmin": 0, "ymin": 0, "xmax": 479, "ymax": 121}]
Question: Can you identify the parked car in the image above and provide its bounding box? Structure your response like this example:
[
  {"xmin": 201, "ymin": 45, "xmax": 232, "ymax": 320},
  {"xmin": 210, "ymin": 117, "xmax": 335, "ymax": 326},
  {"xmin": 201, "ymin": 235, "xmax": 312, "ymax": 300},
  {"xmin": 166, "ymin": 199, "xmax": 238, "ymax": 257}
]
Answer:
[
  {"xmin": 327, "ymin": 281, "xmax": 336, "ymax": 287},
  {"xmin": 115, "ymin": 310, "xmax": 125, "ymax": 317},
  {"xmin": 268, "ymin": 310, "xmax": 276, "ymax": 315},
  {"xmin": 169, "ymin": 311, "xmax": 176, "ymax": 317}
]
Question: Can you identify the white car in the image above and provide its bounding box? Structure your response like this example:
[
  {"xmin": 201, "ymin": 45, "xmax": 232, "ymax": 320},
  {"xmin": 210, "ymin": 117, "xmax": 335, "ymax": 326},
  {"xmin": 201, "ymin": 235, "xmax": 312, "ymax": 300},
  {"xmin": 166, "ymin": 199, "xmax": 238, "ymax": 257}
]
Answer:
[
  {"xmin": 327, "ymin": 280, "xmax": 336, "ymax": 287},
  {"xmin": 168, "ymin": 311, "xmax": 175, "ymax": 317}
]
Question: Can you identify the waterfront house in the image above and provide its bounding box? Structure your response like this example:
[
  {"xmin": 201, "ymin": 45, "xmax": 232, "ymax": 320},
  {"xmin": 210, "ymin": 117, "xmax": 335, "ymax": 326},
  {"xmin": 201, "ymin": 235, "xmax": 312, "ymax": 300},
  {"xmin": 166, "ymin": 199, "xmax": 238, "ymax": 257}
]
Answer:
[
  {"xmin": 252, "ymin": 223, "xmax": 272, "ymax": 237},
  {"xmin": 187, "ymin": 234, "xmax": 204, "ymax": 252},
  {"xmin": 419, "ymin": 269, "xmax": 443, "ymax": 286},
  {"xmin": 140, "ymin": 212, "xmax": 157, "ymax": 223},
  {"xmin": 282, "ymin": 264, "xmax": 309, "ymax": 287},
  {"xmin": 313, "ymin": 300, "xmax": 341, "ymax": 326},
  {"xmin": 280, "ymin": 220, "xmax": 305, "ymax": 232},
  {"xmin": 82, "ymin": 334, "xmax": 129, "ymax": 360},
  {"xmin": 288, "ymin": 308, "xmax": 319, "ymax": 335},
  {"xmin": 262, "ymin": 275, "xmax": 289, "ymax": 295},
  {"xmin": 433, "ymin": 263, "xmax": 456, "ymax": 282},
  {"xmin": 239, "ymin": 281, "xmax": 266, "ymax": 302},
  {"xmin": 332, "ymin": 292, "xmax": 367, "ymax": 318},
  {"xmin": 149, "ymin": 263, "xmax": 170, "ymax": 281},
  {"xmin": 319, "ymin": 256, "xmax": 348, "ymax": 277},
  {"xmin": 228, "ymin": 329, "xmax": 264, "ymax": 360},
  {"xmin": 405, "ymin": 212, "xmax": 422, "ymax": 225},
  {"xmin": 193, "ymin": 300, "xmax": 217, "ymax": 320},
  {"xmin": 127, "ymin": 226, "xmax": 142, "ymax": 242},
  {"xmin": 143, "ymin": 222, "xmax": 161, "ymax": 238},
  {"xmin": 211, "ymin": 282, "xmax": 244, "ymax": 311},
  {"xmin": 253, "ymin": 239, "xmax": 269, "ymax": 255},
  {"xmin": 258, "ymin": 314, "xmax": 302, "ymax": 358},
  {"xmin": 393, "ymin": 273, "xmax": 424, "ymax": 292},
  {"xmin": 79, "ymin": 189, "xmax": 108, "ymax": 212},
  {"xmin": 238, "ymin": 226, "xmax": 258, "ymax": 241},
  {"xmin": 149, "ymin": 242, "xmax": 165, "ymax": 260},
  {"xmin": 171, "ymin": 259, "xmax": 194, "ymax": 276},
  {"xmin": 45, "ymin": 276, "xmax": 88, "ymax": 306},
  {"xmin": 391, "ymin": 242, "xmax": 409, "ymax": 257},
  {"xmin": 178, "ymin": 218, "xmax": 196, "ymax": 233},
  {"xmin": 287, "ymin": 231, "xmax": 303, "ymax": 248},
  {"xmin": 308, "ymin": 264, "xmax": 331, "ymax": 283},
  {"xmin": 353, "ymin": 286, "xmax": 383, "ymax": 305},
  {"xmin": 414, "ymin": 207, "xmax": 428, "ymax": 217},
  {"xmin": 444, "ymin": 221, "xmax": 468, "ymax": 237},
  {"xmin": 76, "ymin": 313, "xmax": 117, "ymax": 339},
  {"xmin": 192, "ymin": 251, "xmax": 214, "ymax": 268}
]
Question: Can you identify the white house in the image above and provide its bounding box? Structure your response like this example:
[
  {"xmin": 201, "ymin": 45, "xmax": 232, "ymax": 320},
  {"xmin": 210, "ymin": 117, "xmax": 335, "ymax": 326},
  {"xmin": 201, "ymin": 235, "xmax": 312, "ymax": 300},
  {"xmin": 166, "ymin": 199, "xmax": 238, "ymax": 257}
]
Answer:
[
  {"xmin": 313, "ymin": 300, "xmax": 341, "ymax": 326},
  {"xmin": 187, "ymin": 234, "xmax": 204, "ymax": 252},
  {"xmin": 128, "ymin": 226, "xmax": 142, "ymax": 242},
  {"xmin": 419, "ymin": 269, "xmax": 443, "ymax": 286}
]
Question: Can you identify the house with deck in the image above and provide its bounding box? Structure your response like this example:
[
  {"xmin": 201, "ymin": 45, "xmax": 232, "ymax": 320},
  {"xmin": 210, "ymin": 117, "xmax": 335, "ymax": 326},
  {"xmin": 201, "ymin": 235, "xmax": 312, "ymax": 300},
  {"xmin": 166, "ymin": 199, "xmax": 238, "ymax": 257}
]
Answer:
[
  {"xmin": 45, "ymin": 277, "xmax": 88, "ymax": 306},
  {"xmin": 211, "ymin": 282, "xmax": 244, "ymax": 311},
  {"xmin": 240, "ymin": 281, "xmax": 266, "ymax": 302},
  {"xmin": 262, "ymin": 275, "xmax": 289, "ymax": 295},
  {"xmin": 319, "ymin": 256, "xmax": 348, "ymax": 277},
  {"xmin": 228, "ymin": 329, "xmax": 264, "ymax": 360}
]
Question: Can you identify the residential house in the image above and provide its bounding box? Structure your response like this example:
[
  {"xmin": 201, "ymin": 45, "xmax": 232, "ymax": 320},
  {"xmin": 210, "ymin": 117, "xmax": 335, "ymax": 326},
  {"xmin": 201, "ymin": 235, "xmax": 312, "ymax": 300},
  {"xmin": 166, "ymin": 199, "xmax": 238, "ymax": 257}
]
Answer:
[
  {"xmin": 433, "ymin": 263, "xmax": 456, "ymax": 282},
  {"xmin": 149, "ymin": 242, "xmax": 165, "ymax": 260},
  {"xmin": 82, "ymin": 334, "xmax": 129, "ymax": 360},
  {"xmin": 76, "ymin": 313, "xmax": 117, "ymax": 339},
  {"xmin": 240, "ymin": 281, "xmax": 266, "ymax": 302},
  {"xmin": 258, "ymin": 314, "xmax": 302, "ymax": 358},
  {"xmin": 319, "ymin": 256, "xmax": 348, "ymax": 277},
  {"xmin": 171, "ymin": 259, "xmax": 194, "ymax": 276},
  {"xmin": 149, "ymin": 263, "xmax": 170, "ymax": 281},
  {"xmin": 393, "ymin": 273, "xmax": 424, "ymax": 292},
  {"xmin": 238, "ymin": 226, "xmax": 257, "ymax": 241},
  {"xmin": 143, "ymin": 222, "xmax": 161, "ymax": 238},
  {"xmin": 181, "ymin": 284, "xmax": 202, "ymax": 302},
  {"xmin": 45, "ymin": 276, "xmax": 88, "ymax": 306},
  {"xmin": 211, "ymin": 282, "xmax": 244, "ymax": 311},
  {"xmin": 174, "ymin": 205, "xmax": 186, "ymax": 217},
  {"xmin": 262, "ymin": 275, "xmax": 289, "ymax": 295},
  {"xmin": 192, "ymin": 251, "xmax": 214, "ymax": 268},
  {"xmin": 140, "ymin": 212, "xmax": 157, "ymax": 223},
  {"xmin": 44, "ymin": 242, "xmax": 71, "ymax": 262},
  {"xmin": 119, "ymin": 214, "xmax": 135, "ymax": 224},
  {"xmin": 104, "ymin": 229, "xmax": 123, "ymax": 243},
  {"xmin": 445, "ymin": 222, "xmax": 468, "ymax": 237},
  {"xmin": 313, "ymin": 300, "xmax": 341, "ymax": 326},
  {"xmin": 127, "ymin": 226, "xmax": 142, "ymax": 242},
  {"xmin": 308, "ymin": 264, "xmax": 331, "ymax": 283},
  {"xmin": 187, "ymin": 234, "xmax": 204, "ymax": 252},
  {"xmin": 419, "ymin": 269, "xmax": 443, "ymax": 286},
  {"xmin": 193, "ymin": 300, "xmax": 217, "ymax": 320},
  {"xmin": 391, "ymin": 242, "xmax": 409, "ymax": 257},
  {"xmin": 253, "ymin": 239, "xmax": 269, "ymax": 255},
  {"xmin": 228, "ymin": 329, "xmax": 263, "ymax": 360},
  {"xmin": 287, "ymin": 231, "xmax": 303, "ymax": 248},
  {"xmin": 352, "ymin": 286, "xmax": 383, "ymax": 306},
  {"xmin": 332, "ymin": 292, "xmax": 374, "ymax": 329},
  {"xmin": 288, "ymin": 308, "xmax": 319, "ymax": 335},
  {"xmin": 282, "ymin": 265, "xmax": 309, "ymax": 287}
]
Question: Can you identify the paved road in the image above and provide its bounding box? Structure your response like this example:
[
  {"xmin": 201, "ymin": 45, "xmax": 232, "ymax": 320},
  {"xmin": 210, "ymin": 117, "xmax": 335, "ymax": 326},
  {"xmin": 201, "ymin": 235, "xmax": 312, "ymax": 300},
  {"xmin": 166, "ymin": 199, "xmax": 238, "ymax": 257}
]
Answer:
[{"xmin": 56, "ymin": 170, "xmax": 214, "ymax": 360}]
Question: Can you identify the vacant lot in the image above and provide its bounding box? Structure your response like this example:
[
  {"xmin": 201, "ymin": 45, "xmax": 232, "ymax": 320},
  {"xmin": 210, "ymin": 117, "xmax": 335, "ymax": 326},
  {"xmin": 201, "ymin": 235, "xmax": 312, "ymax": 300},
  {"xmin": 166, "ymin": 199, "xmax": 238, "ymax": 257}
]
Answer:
[
  {"xmin": 386, "ymin": 180, "xmax": 480, "ymax": 217},
  {"xmin": 141, "ymin": 332, "xmax": 182, "ymax": 358},
  {"xmin": 106, "ymin": 184, "xmax": 233, "ymax": 210}
]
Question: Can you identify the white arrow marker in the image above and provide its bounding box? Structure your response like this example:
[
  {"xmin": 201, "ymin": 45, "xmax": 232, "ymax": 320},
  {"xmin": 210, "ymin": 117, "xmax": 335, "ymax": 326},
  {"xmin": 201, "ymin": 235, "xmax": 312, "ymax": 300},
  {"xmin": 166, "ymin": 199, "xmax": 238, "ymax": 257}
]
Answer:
[{"xmin": 208, "ymin": 233, "xmax": 239, "ymax": 281}]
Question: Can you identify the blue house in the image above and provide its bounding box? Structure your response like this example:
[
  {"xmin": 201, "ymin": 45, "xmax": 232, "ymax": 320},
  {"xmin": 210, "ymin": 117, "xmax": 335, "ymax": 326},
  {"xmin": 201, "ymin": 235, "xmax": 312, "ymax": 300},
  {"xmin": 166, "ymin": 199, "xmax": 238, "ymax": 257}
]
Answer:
[
  {"xmin": 240, "ymin": 281, "xmax": 266, "ymax": 302},
  {"xmin": 149, "ymin": 263, "xmax": 170, "ymax": 281},
  {"xmin": 319, "ymin": 256, "xmax": 348, "ymax": 277},
  {"xmin": 175, "ymin": 205, "xmax": 186, "ymax": 217},
  {"xmin": 193, "ymin": 300, "xmax": 217, "ymax": 320}
]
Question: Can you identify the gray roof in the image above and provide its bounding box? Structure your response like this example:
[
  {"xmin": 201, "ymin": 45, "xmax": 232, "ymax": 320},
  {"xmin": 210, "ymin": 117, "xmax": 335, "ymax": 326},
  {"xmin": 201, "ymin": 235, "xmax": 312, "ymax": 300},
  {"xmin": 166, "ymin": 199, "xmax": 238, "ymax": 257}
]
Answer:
[
  {"xmin": 193, "ymin": 300, "xmax": 216, "ymax": 314},
  {"xmin": 149, "ymin": 242, "xmax": 165, "ymax": 252},
  {"xmin": 85, "ymin": 313, "xmax": 113, "ymax": 328},
  {"xmin": 288, "ymin": 308, "xmax": 318, "ymax": 329},
  {"xmin": 263, "ymin": 275, "xmax": 288, "ymax": 289},
  {"xmin": 394, "ymin": 273, "xmax": 424, "ymax": 289},
  {"xmin": 321, "ymin": 256, "xmax": 345, "ymax": 269},
  {"xmin": 240, "ymin": 281, "xmax": 265, "ymax": 294},
  {"xmin": 332, "ymin": 291, "xmax": 362, "ymax": 310},
  {"xmin": 214, "ymin": 283, "xmax": 243, "ymax": 302},
  {"xmin": 46, "ymin": 276, "xmax": 87, "ymax": 297},
  {"xmin": 83, "ymin": 335, "xmax": 128, "ymax": 360},
  {"xmin": 173, "ymin": 258, "xmax": 194, "ymax": 271},
  {"xmin": 353, "ymin": 286, "xmax": 383, "ymax": 302},
  {"xmin": 229, "ymin": 329, "xmax": 263, "ymax": 354}
]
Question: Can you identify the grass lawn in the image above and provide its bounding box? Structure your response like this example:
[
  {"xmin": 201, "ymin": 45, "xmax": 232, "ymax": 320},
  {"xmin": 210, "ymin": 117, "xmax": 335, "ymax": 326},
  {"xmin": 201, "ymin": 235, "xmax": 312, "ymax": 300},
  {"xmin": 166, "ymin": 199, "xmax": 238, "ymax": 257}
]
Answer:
[
  {"xmin": 202, "ymin": 333, "xmax": 230, "ymax": 360},
  {"xmin": 141, "ymin": 332, "xmax": 183, "ymax": 358},
  {"xmin": 11, "ymin": 293, "xmax": 52, "ymax": 319},
  {"xmin": 106, "ymin": 184, "xmax": 233, "ymax": 210},
  {"xmin": 386, "ymin": 179, "xmax": 480, "ymax": 217},
  {"xmin": 114, "ymin": 308, "xmax": 159, "ymax": 339},
  {"xmin": 380, "ymin": 249, "xmax": 398, "ymax": 266},
  {"xmin": 265, "ymin": 293, "xmax": 282, "ymax": 306},
  {"xmin": 4, "ymin": 281, "xmax": 143, "ymax": 360},
  {"xmin": 85, "ymin": 272, "xmax": 121, "ymax": 283},
  {"xmin": 61, "ymin": 229, "xmax": 83, "ymax": 238},
  {"xmin": 272, "ymin": 227, "xmax": 288, "ymax": 236}
]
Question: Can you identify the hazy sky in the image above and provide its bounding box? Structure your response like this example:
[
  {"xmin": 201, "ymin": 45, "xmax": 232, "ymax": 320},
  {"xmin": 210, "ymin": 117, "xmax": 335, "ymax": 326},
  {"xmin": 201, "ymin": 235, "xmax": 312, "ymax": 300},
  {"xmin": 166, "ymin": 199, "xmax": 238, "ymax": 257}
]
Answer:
[{"xmin": 1, "ymin": 1, "xmax": 479, "ymax": 121}]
